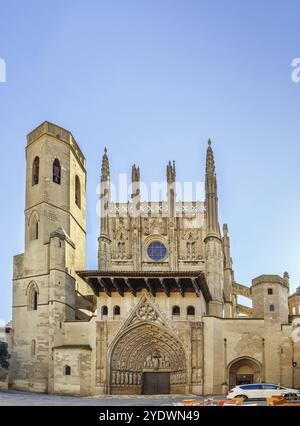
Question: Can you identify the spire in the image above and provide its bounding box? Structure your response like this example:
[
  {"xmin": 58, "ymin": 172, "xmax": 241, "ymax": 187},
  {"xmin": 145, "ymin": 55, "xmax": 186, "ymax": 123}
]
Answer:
[
  {"xmin": 167, "ymin": 160, "xmax": 176, "ymax": 184},
  {"xmin": 204, "ymin": 140, "xmax": 223, "ymax": 317},
  {"xmin": 205, "ymin": 139, "xmax": 219, "ymax": 236},
  {"xmin": 223, "ymin": 223, "xmax": 228, "ymax": 235},
  {"xmin": 101, "ymin": 147, "xmax": 110, "ymax": 182},
  {"xmin": 167, "ymin": 160, "xmax": 176, "ymax": 218},
  {"xmin": 100, "ymin": 146, "xmax": 111, "ymax": 238},
  {"xmin": 132, "ymin": 164, "xmax": 140, "ymax": 183},
  {"xmin": 131, "ymin": 164, "xmax": 141, "ymax": 215},
  {"xmin": 222, "ymin": 224, "xmax": 232, "ymax": 269},
  {"xmin": 206, "ymin": 139, "xmax": 215, "ymax": 176},
  {"xmin": 283, "ymin": 271, "xmax": 290, "ymax": 288}
]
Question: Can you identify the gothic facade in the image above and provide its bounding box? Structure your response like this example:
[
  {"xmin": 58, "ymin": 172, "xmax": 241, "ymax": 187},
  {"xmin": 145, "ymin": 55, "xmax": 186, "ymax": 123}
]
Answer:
[{"xmin": 4, "ymin": 121, "xmax": 300, "ymax": 395}]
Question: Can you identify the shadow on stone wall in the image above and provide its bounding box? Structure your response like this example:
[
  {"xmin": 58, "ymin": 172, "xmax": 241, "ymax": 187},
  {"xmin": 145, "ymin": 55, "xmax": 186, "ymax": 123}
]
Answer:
[{"xmin": 0, "ymin": 369, "xmax": 8, "ymax": 390}]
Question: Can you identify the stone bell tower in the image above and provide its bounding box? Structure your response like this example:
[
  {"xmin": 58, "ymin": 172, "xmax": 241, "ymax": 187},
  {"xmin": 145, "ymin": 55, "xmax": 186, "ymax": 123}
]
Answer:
[{"xmin": 10, "ymin": 121, "xmax": 86, "ymax": 392}]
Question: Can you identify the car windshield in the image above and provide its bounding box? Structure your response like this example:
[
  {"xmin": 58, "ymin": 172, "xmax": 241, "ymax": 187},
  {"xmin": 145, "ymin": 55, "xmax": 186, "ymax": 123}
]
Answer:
[{"xmin": 263, "ymin": 384, "xmax": 283, "ymax": 389}]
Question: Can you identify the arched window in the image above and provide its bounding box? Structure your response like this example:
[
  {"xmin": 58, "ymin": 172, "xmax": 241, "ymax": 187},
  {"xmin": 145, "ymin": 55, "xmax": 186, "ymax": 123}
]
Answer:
[
  {"xmin": 27, "ymin": 282, "xmax": 39, "ymax": 311},
  {"xmin": 117, "ymin": 241, "xmax": 125, "ymax": 259},
  {"xmin": 31, "ymin": 339, "xmax": 36, "ymax": 357},
  {"xmin": 102, "ymin": 306, "xmax": 108, "ymax": 316},
  {"xmin": 53, "ymin": 159, "xmax": 61, "ymax": 184},
  {"xmin": 187, "ymin": 306, "xmax": 195, "ymax": 316},
  {"xmin": 113, "ymin": 305, "xmax": 120, "ymax": 316},
  {"xmin": 64, "ymin": 365, "xmax": 71, "ymax": 376},
  {"xmin": 172, "ymin": 306, "xmax": 180, "ymax": 316},
  {"xmin": 33, "ymin": 290, "xmax": 38, "ymax": 310},
  {"xmin": 269, "ymin": 304, "xmax": 275, "ymax": 312},
  {"xmin": 32, "ymin": 157, "xmax": 40, "ymax": 186},
  {"xmin": 186, "ymin": 233, "xmax": 196, "ymax": 260},
  {"xmin": 29, "ymin": 212, "xmax": 39, "ymax": 241},
  {"xmin": 75, "ymin": 175, "xmax": 81, "ymax": 208}
]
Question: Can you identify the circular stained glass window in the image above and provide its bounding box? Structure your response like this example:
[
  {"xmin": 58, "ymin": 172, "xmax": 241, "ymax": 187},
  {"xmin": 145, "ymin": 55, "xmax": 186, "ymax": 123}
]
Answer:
[{"xmin": 147, "ymin": 241, "xmax": 167, "ymax": 261}]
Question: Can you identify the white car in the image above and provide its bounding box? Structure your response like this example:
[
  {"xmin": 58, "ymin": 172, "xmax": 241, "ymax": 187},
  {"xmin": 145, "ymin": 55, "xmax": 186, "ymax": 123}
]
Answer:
[{"xmin": 227, "ymin": 383, "xmax": 300, "ymax": 400}]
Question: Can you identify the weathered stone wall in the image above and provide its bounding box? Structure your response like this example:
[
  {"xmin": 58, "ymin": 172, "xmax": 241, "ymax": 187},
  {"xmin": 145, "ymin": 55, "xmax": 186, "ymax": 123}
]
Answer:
[
  {"xmin": 0, "ymin": 370, "xmax": 8, "ymax": 390},
  {"xmin": 53, "ymin": 348, "xmax": 92, "ymax": 396},
  {"xmin": 202, "ymin": 316, "xmax": 300, "ymax": 395},
  {"xmin": 10, "ymin": 273, "xmax": 51, "ymax": 392},
  {"xmin": 97, "ymin": 290, "xmax": 206, "ymax": 323}
]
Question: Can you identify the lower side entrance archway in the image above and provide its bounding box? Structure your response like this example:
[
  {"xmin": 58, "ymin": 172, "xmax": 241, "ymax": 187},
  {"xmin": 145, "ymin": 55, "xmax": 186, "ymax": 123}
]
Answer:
[
  {"xmin": 109, "ymin": 322, "xmax": 187, "ymax": 395},
  {"xmin": 228, "ymin": 357, "xmax": 262, "ymax": 388}
]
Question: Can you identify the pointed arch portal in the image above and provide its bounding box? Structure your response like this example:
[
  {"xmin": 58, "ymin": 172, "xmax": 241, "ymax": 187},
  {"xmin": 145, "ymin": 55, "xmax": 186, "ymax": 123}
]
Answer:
[
  {"xmin": 109, "ymin": 322, "xmax": 187, "ymax": 395},
  {"xmin": 228, "ymin": 357, "xmax": 262, "ymax": 388}
]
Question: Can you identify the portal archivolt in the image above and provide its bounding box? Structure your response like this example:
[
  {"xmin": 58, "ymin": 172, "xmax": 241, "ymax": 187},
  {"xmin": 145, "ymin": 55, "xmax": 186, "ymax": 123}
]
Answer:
[{"xmin": 109, "ymin": 322, "xmax": 187, "ymax": 394}]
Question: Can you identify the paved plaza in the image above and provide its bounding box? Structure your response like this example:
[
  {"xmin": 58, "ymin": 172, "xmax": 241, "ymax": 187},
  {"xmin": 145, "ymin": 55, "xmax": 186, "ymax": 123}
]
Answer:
[{"xmin": 0, "ymin": 390, "xmax": 267, "ymax": 406}]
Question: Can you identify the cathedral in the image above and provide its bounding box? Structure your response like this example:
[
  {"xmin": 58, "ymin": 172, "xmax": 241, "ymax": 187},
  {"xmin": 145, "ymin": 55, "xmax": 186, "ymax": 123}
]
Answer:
[{"xmin": 5, "ymin": 121, "xmax": 300, "ymax": 396}]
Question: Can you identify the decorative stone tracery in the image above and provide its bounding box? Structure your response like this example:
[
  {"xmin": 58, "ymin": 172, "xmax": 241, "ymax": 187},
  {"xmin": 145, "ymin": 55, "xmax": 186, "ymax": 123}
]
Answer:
[{"xmin": 136, "ymin": 304, "xmax": 157, "ymax": 321}]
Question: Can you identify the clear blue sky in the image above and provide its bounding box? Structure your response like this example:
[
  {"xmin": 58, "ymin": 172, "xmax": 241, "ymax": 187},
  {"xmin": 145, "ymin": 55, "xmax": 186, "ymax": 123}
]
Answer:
[{"xmin": 1, "ymin": 0, "xmax": 300, "ymax": 322}]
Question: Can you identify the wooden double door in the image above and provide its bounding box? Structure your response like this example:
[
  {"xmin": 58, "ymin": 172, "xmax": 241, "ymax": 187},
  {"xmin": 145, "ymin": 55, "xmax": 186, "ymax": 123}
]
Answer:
[{"xmin": 142, "ymin": 372, "xmax": 170, "ymax": 395}]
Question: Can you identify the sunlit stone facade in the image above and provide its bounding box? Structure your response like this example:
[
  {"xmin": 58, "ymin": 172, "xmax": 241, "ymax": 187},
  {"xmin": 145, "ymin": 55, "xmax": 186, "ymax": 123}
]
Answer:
[{"xmin": 5, "ymin": 122, "xmax": 300, "ymax": 396}]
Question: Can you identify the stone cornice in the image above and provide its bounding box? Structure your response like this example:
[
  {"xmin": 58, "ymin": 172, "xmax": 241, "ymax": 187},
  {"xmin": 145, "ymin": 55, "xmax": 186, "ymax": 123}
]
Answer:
[
  {"xmin": 26, "ymin": 121, "xmax": 86, "ymax": 171},
  {"xmin": 252, "ymin": 274, "xmax": 288, "ymax": 288}
]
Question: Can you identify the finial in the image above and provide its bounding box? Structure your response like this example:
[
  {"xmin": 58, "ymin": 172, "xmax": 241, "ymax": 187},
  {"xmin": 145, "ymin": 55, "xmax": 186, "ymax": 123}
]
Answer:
[
  {"xmin": 223, "ymin": 224, "xmax": 228, "ymax": 235},
  {"xmin": 101, "ymin": 146, "xmax": 110, "ymax": 181},
  {"xmin": 206, "ymin": 139, "xmax": 215, "ymax": 175},
  {"xmin": 132, "ymin": 163, "xmax": 140, "ymax": 182},
  {"xmin": 283, "ymin": 272, "xmax": 290, "ymax": 287},
  {"xmin": 167, "ymin": 160, "xmax": 176, "ymax": 183}
]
